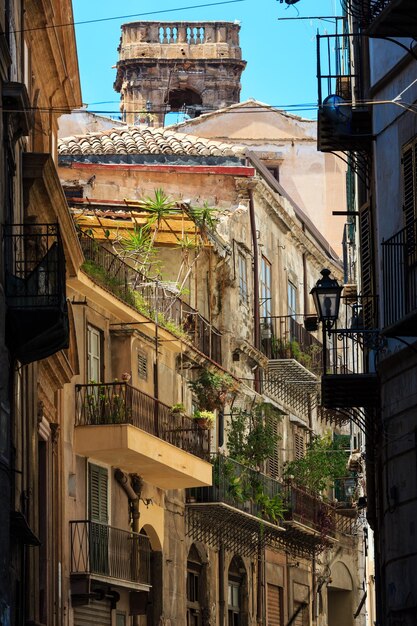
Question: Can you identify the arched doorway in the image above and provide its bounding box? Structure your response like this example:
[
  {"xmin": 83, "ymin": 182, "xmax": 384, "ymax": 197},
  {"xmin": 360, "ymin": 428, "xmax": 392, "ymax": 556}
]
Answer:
[
  {"xmin": 138, "ymin": 526, "xmax": 163, "ymax": 626},
  {"xmin": 227, "ymin": 556, "xmax": 248, "ymax": 626},
  {"xmin": 187, "ymin": 542, "xmax": 210, "ymax": 626},
  {"xmin": 327, "ymin": 561, "xmax": 354, "ymax": 626}
]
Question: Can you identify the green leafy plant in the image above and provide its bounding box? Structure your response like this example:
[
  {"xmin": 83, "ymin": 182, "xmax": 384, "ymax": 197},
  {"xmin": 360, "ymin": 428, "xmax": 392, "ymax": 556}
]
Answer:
[
  {"xmin": 170, "ymin": 403, "xmax": 186, "ymax": 414},
  {"xmin": 193, "ymin": 410, "xmax": 216, "ymax": 423},
  {"xmin": 188, "ymin": 369, "xmax": 238, "ymax": 411},
  {"xmin": 284, "ymin": 432, "xmax": 349, "ymax": 495},
  {"xmin": 227, "ymin": 402, "xmax": 282, "ymax": 470}
]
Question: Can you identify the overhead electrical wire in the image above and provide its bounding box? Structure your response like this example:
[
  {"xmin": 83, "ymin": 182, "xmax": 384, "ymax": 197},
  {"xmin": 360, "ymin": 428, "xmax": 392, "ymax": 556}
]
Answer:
[{"xmin": 13, "ymin": 0, "xmax": 245, "ymax": 34}]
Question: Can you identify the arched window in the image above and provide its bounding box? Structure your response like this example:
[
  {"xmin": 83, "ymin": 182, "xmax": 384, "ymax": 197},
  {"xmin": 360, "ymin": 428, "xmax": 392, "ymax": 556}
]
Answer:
[
  {"xmin": 228, "ymin": 556, "xmax": 247, "ymax": 626},
  {"xmin": 187, "ymin": 544, "xmax": 203, "ymax": 626}
]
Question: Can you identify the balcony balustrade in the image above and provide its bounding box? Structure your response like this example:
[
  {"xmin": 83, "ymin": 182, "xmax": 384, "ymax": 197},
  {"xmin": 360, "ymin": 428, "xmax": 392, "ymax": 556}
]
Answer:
[
  {"xmin": 4, "ymin": 223, "xmax": 68, "ymax": 363},
  {"xmin": 260, "ymin": 315, "xmax": 323, "ymax": 375},
  {"xmin": 284, "ymin": 483, "xmax": 337, "ymax": 539},
  {"xmin": 321, "ymin": 295, "xmax": 380, "ymax": 408},
  {"xmin": 344, "ymin": 0, "xmax": 417, "ymax": 37},
  {"xmin": 76, "ymin": 382, "xmax": 209, "ymax": 458},
  {"xmin": 260, "ymin": 315, "xmax": 321, "ymax": 418},
  {"xmin": 382, "ymin": 216, "xmax": 417, "ymax": 335},
  {"xmin": 186, "ymin": 455, "xmax": 285, "ymax": 556},
  {"xmin": 186, "ymin": 456, "xmax": 347, "ymax": 556},
  {"xmin": 80, "ymin": 233, "xmax": 222, "ymax": 364},
  {"xmin": 316, "ymin": 33, "xmax": 372, "ymax": 153},
  {"xmin": 70, "ymin": 520, "xmax": 151, "ymax": 589},
  {"xmin": 75, "ymin": 383, "xmax": 212, "ymax": 489}
]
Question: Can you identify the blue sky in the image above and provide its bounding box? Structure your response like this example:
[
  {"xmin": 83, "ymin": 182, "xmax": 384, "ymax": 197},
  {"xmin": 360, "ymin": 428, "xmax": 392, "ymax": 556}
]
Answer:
[{"xmin": 73, "ymin": 0, "xmax": 341, "ymax": 120}]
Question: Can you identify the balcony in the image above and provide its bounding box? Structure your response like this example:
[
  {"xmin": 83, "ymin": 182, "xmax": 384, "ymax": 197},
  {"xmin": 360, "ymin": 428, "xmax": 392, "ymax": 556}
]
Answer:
[
  {"xmin": 260, "ymin": 316, "xmax": 321, "ymax": 418},
  {"xmin": 80, "ymin": 233, "xmax": 222, "ymax": 364},
  {"xmin": 261, "ymin": 315, "xmax": 323, "ymax": 374},
  {"xmin": 74, "ymin": 383, "xmax": 212, "ymax": 489},
  {"xmin": 317, "ymin": 33, "xmax": 372, "ymax": 153},
  {"xmin": 70, "ymin": 520, "xmax": 151, "ymax": 593},
  {"xmin": 186, "ymin": 455, "xmax": 285, "ymax": 557},
  {"xmin": 367, "ymin": 0, "xmax": 417, "ymax": 37},
  {"xmin": 321, "ymin": 296, "xmax": 380, "ymax": 409},
  {"xmin": 382, "ymin": 216, "xmax": 417, "ymax": 336},
  {"xmin": 4, "ymin": 223, "xmax": 68, "ymax": 364}
]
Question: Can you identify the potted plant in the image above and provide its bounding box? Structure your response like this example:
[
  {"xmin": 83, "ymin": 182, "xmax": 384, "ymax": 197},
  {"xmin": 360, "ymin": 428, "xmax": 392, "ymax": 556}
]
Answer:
[
  {"xmin": 193, "ymin": 410, "xmax": 216, "ymax": 429},
  {"xmin": 170, "ymin": 402, "xmax": 186, "ymax": 417},
  {"xmin": 188, "ymin": 369, "xmax": 237, "ymax": 411}
]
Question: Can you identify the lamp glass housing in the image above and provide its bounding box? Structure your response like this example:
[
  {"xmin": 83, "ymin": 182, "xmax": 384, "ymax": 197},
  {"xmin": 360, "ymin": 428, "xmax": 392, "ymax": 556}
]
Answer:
[{"xmin": 310, "ymin": 269, "xmax": 342, "ymax": 325}]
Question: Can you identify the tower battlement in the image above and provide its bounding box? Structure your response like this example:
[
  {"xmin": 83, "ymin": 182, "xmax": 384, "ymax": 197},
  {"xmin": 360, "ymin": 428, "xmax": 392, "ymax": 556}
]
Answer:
[{"xmin": 114, "ymin": 21, "xmax": 246, "ymax": 126}]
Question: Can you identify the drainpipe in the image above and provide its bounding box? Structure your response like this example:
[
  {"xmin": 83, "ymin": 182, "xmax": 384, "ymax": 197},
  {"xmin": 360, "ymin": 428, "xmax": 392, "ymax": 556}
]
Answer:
[
  {"xmin": 248, "ymin": 186, "xmax": 261, "ymax": 393},
  {"xmin": 219, "ymin": 543, "xmax": 225, "ymax": 626},
  {"xmin": 114, "ymin": 469, "xmax": 143, "ymax": 533},
  {"xmin": 115, "ymin": 471, "xmax": 144, "ymax": 626}
]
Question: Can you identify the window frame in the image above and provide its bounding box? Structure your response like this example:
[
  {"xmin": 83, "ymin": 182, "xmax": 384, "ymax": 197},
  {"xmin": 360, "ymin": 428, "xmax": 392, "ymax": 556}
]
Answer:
[
  {"xmin": 237, "ymin": 250, "xmax": 249, "ymax": 305},
  {"xmin": 87, "ymin": 323, "xmax": 103, "ymax": 384},
  {"xmin": 260, "ymin": 256, "xmax": 272, "ymax": 318}
]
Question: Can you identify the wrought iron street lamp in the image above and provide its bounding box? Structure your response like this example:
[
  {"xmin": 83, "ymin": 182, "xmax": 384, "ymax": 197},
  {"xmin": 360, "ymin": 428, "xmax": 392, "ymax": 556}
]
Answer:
[{"xmin": 310, "ymin": 269, "xmax": 343, "ymax": 334}]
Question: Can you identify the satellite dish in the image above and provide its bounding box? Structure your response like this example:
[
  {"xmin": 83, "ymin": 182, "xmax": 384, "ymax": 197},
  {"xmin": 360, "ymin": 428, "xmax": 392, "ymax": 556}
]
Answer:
[{"xmin": 322, "ymin": 94, "xmax": 352, "ymax": 125}]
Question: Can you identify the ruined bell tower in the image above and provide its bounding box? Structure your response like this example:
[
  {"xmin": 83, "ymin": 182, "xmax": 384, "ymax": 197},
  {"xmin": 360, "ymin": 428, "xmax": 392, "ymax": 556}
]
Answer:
[{"xmin": 114, "ymin": 21, "xmax": 246, "ymax": 126}]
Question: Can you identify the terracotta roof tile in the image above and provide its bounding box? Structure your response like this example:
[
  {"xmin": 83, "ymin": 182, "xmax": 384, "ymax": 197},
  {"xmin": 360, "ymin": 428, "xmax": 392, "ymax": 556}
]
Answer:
[{"xmin": 58, "ymin": 126, "xmax": 246, "ymax": 158}]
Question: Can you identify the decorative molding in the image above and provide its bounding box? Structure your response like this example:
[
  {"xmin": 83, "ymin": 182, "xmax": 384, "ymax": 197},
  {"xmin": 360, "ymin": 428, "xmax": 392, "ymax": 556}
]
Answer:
[
  {"xmin": 50, "ymin": 423, "xmax": 60, "ymax": 445},
  {"xmin": 232, "ymin": 338, "xmax": 269, "ymax": 370}
]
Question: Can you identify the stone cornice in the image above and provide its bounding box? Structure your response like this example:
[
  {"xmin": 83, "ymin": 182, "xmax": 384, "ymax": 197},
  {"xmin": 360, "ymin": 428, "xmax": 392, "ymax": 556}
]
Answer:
[
  {"xmin": 254, "ymin": 180, "xmax": 343, "ymax": 280},
  {"xmin": 25, "ymin": 0, "xmax": 81, "ymax": 109}
]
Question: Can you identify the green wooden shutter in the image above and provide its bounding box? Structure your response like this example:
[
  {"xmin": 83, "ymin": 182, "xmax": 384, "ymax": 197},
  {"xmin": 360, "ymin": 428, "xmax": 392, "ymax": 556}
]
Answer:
[{"xmin": 88, "ymin": 464, "xmax": 108, "ymax": 524}]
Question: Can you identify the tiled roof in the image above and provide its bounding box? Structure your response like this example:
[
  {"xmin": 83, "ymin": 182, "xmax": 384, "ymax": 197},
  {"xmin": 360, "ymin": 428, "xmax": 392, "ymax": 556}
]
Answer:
[{"xmin": 58, "ymin": 126, "xmax": 245, "ymax": 157}]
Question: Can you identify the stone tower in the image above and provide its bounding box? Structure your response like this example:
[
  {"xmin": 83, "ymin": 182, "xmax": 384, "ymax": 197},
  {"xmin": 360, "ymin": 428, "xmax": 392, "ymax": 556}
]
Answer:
[{"xmin": 114, "ymin": 21, "xmax": 246, "ymax": 126}]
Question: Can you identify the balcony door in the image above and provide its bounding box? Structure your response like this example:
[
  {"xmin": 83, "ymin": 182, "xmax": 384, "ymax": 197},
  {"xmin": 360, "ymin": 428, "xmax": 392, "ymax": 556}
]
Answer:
[
  {"xmin": 87, "ymin": 324, "xmax": 103, "ymax": 384},
  {"xmin": 88, "ymin": 463, "xmax": 109, "ymax": 575}
]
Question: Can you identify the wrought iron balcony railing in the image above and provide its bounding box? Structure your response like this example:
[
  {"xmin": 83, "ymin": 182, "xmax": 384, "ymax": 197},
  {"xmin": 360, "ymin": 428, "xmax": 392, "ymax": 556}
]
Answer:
[
  {"xmin": 75, "ymin": 382, "xmax": 210, "ymax": 460},
  {"xmin": 284, "ymin": 483, "xmax": 337, "ymax": 539},
  {"xmin": 342, "ymin": 0, "xmax": 416, "ymax": 36},
  {"xmin": 260, "ymin": 315, "xmax": 323, "ymax": 375},
  {"xmin": 382, "ymin": 216, "xmax": 417, "ymax": 334},
  {"xmin": 316, "ymin": 32, "xmax": 372, "ymax": 152},
  {"xmin": 188, "ymin": 454, "xmax": 284, "ymax": 522},
  {"xmin": 321, "ymin": 295, "xmax": 380, "ymax": 408},
  {"xmin": 70, "ymin": 520, "xmax": 151, "ymax": 587},
  {"xmin": 186, "ymin": 455, "xmax": 286, "ymax": 556},
  {"xmin": 3, "ymin": 223, "xmax": 68, "ymax": 363},
  {"xmin": 80, "ymin": 233, "xmax": 222, "ymax": 364}
]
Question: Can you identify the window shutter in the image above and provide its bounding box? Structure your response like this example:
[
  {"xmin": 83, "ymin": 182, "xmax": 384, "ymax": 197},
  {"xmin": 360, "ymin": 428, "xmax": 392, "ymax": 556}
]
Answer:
[
  {"xmin": 267, "ymin": 584, "xmax": 283, "ymax": 626},
  {"xmin": 88, "ymin": 464, "xmax": 108, "ymax": 524},
  {"xmin": 294, "ymin": 432, "xmax": 305, "ymax": 461},
  {"xmin": 402, "ymin": 144, "xmax": 415, "ymax": 230},
  {"xmin": 267, "ymin": 416, "xmax": 280, "ymax": 479},
  {"xmin": 137, "ymin": 351, "xmax": 148, "ymax": 381},
  {"xmin": 359, "ymin": 204, "xmax": 372, "ymax": 296}
]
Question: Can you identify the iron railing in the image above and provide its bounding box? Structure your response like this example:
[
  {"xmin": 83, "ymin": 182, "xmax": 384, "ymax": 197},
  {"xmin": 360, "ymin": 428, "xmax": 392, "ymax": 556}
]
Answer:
[
  {"xmin": 4, "ymin": 223, "xmax": 65, "ymax": 309},
  {"xmin": 341, "ymin": 0, "xmax": 405, "ymax": 24},
  {"xmin": 317, "ymin": 31, "xmax": 358, "ymax": 107},
  {"xmin": 285, "ymin": 483, "xmax": 337, "ymax": 538},
  {"xmin": 324, "ymin": 295, "xmax": 380, "ymax": 375},
  {"xmin": 260, "ymin": 315, "xmax": 323, "ymax": 375},
  {"xmin": 80, "ymin": 233, "xmax": 222, "ymax": 364},
  {"xmin": 382, "ymin": 216, "xmax": 417, "ymax": 329},
  {"xmin": 188, "ymin": 455, "xmax": 284, "ymax": 524},
  {"xmin": 70, "ymin": 520, "xmax": 151, "ymax": 586},
  {"xmin": 75, "ymin": 382, "xmax": 210, "ymax": 460}
]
